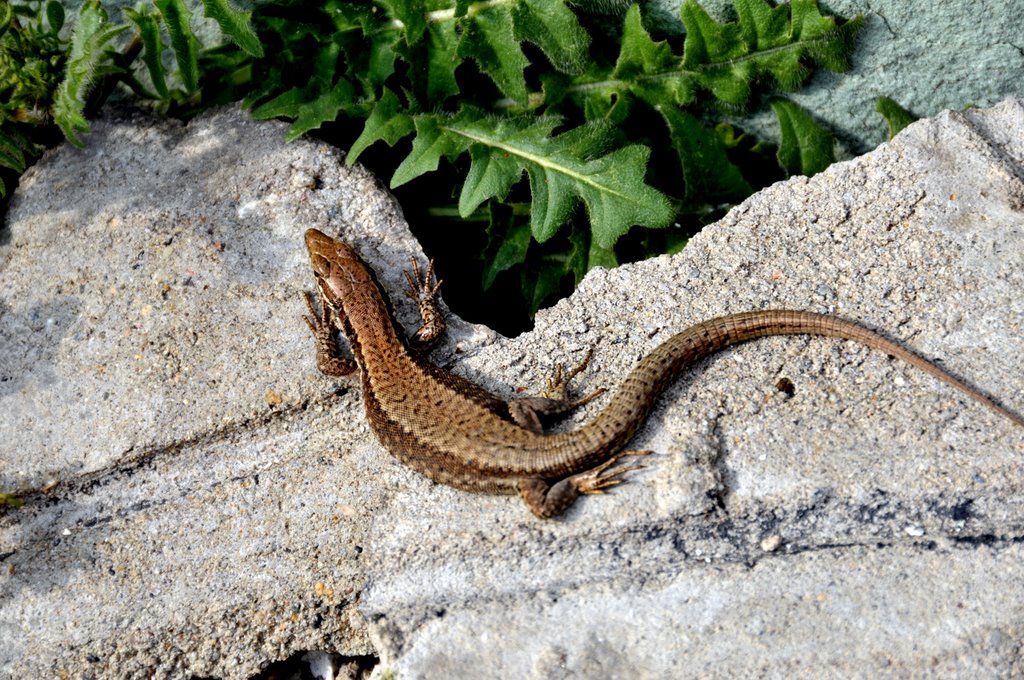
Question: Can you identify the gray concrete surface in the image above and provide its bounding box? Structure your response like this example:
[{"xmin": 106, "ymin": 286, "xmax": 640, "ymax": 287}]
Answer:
[{"xmin": 1, "ymin": 100, "xmax": 1023, "ymax": 678}]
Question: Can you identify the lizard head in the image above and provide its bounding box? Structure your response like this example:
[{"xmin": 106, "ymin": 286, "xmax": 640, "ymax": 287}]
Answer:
[{"xmin": 304, "ymin": 228, "xmax": 373, "ymax": 307}]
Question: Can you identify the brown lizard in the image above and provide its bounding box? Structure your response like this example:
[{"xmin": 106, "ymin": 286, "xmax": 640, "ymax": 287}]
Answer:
[{"xmin": 302, "ymin": 228, "xmax": 1024, "ymax": 518}]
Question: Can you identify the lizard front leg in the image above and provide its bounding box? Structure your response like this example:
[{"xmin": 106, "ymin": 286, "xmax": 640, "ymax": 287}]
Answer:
[
  {"xmin": 403, "ymin": 255, "xmax": 446, "ymax": 349},
  {"xmin": 303, "ymin": 291, "xmax": 357, "ymax": 377}
]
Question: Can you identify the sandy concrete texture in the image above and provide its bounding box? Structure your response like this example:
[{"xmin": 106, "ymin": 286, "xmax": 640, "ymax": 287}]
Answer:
[{"xmin": 1, "ymin": 100, "xmax": 1023, "ymax": 678}]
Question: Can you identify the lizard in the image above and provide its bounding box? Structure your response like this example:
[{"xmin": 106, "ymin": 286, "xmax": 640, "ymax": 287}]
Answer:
[{"xmin": 302, "ymin": 228, "xmax": 1024, "ymax": 518}]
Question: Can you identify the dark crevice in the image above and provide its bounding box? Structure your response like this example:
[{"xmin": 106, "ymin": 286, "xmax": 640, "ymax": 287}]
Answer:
[
  {"xmin": 242, "ymin": 651, "xmax": 378, "ymax": 680},
  {"xmin": 6, "ymin": 390, "xmax": 349, "ymax": 507}
]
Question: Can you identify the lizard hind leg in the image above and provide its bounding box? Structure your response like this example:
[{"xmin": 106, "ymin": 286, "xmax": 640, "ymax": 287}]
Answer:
[
  {"xmin": 509, "ymin": 349, "xmax": 608, "ymax": 434},
  {"xmin": 517, "ymin": 451, "xmax": 651, "ymax": 518}
]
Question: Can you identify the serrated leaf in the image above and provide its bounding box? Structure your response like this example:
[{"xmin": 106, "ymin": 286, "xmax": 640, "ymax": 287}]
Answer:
[
  {"xmin": 612, "ymin": 5, "xmax": 692, "ymax": 106},
  {"xmin": 378, "ymin": 0, "xmax": 427, "ymax": 44},
  {"xmin": 124, "ymin": 6, "xmax": 169, "ymax": 99},
  {"xmin": 394, "ymin": 111, "xmax": 674, "ymax": 248},
  {"xmin": 285, "ymin": 80, "xmax": 355, "ymax": 141},
  {"xmin": 524, "ymin": 124, "xmax": 673, "ymax": 247},
  {"xmin": 0, "ymin": 128, "xmax": 28, "ymax": 174},
  {"xmin": 876, "ymin": 96, "xmax": 916, "ymax": 139},
  {"xmin": 366, "ymin": 32, "xmax": 399, "ymax": 90},
  {"xmin": 791, "ymin": 0, "xmax": 862, "ymax": 72},
  {"xmin": 680, "ymin": 0, "xmax": 747, "ymax": 65},
  {"xmin": 52, "ymin": 0, "xmax": 129, "ymax": 146},
  {"xmin": 679, "ymin": 0, "xmax": 861, "ymax": 105},
  {"xmin": 735, "ymin": 0, "xmax": 791, "ymax": 49},
  {"xmin": 771, "ymin": 98, "xmax": 833, "ymax": 176},
  {"xmin": 457, "ymin": 5, "xmax": 529, "ymax": 103},
  {"xmin": 251, "ymin": 81, "xmax": 355, "ymax": 141},
  {"xmin": 154, "ymin": 0, "xmax": 200, "ymax": 92},
  {"xmin": 203, "ymin": 0, "xmax": 264, "ymax": 57},
  {"xmin": 347, "ymin": 90, "xmax": 415, "ymax": 165},
  {"xmin": 250, "ymin": 87, "xmax": 307, "ymax": 120},
  {"xmin": 482, "ymin": 218, "xmax": 531, "ymax": 290},
  {"xmin": 426, "ymin": 20, "xmax": 460, "ymax": 103},
  {"xmin": 391, "ymin": 114, "xmax": 472, "ymax": 187},
  {"xmin": 460, "ymin": 143, "xmax": 522, "ymax": 216},
  {"xmin": 248, "ymin": 40, "xmax": 354, "ymax": 141},
  {"xmin": 658, "ymin": 105, "xmax": 752, "ymax": 205},
  {"xmin": 511, "ymin": 0, "xmax": 590, "ymax": 75},
  {"xmin": 615, "ymin": 6, "xmax": 678, "ymax": 79},
  {"xmin": 681, "ymin": 0, "xmax": 752, "ymax": 106}
]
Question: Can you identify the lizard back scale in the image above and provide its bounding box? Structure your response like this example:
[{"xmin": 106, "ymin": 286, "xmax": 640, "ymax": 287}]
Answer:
[{"xmin": 303, "ymin": 228, "xmax": 1024, "ymax": 518}]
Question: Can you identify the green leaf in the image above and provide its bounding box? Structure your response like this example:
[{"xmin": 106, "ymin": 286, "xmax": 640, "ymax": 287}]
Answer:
[
  {"xmin": 482, "ymin": 218, "xmax": 532, "ymax": 290},
  {"xmin": 248, "ymin": 41, "xmax": 354, "ymax": 141},
  {"xmin": 250, "ymin": 81, "xmax": 355, "ymax": 141},
  {"xmin": 875, "ymin": 96, "xmax": 917, "ymax": 139},
  {"xmin": 526, "ymin": 255, "xmax": 570, "ymax": 314},
  {"xmin": 365, "ymin": 31, "xmax": 400, "ymax": 91},
  {"xmin": 0, "ymin": 492, "xmax": 23, "ymax": 508},
  {"xmin": 613, "ymin": 4, "xmax": 693, "ymax": 106},
  {"xmin": 587, "ymin": 239, "xmax": 618, "ymax": 271},
  {"xmin": 457, "ymin": 5, "xmax": 529, "ymax": 103},
  {"xmin": 391, "ymin": 114, "xmax": 472, "ymax": 187},
  {"xmin": 154, "ymin": 0, "xmax": 200, "ymax": 92},
  {"xmin": 378, "ymin": 0, "xmax": 427, "ymax": 45},
  {"xmin": 124, "ymin": 6, "xmax": 169, "ymax": 99},
  {"xmin": 286, "ymin": 80, "xmax": 355, "ymax": 141},
  {"xmin": 771, "ymin": 98, "xmax": 834, "ymax": 176},
  {"xmin": 680, "ymin": 0, "xmax": 750, "ymax": 105},
  {"xmin": 347, "ymin": 90, "xmax": 415, "ymax": 165},
  {"xmin": 679, "ymin": 0, "xmax": 862, "ymax": 105},
  {"xmin": 393, "ymin": 111, "xmax": 675, "ymax": 248},
  {"xmin": 460, "ymin": 142, "xmax": 523, "ymax": 216},
  {"xmin": 658, "ymin": 105, "xmax": 752, "ymax": 205},
  {"xmin": 45, "ymin": 0, "xmax": 64, "ymax": 34},
  {"xmin": 426, "ymin": 20, "xmax": 460, "ymax": 104},
  {"xmin": 0, "ymin": 128, "xmax": 28, "ymax": 175},
  {"xmin": 791, "ymin": 0, "xmax": 863, "ymax": 73},
  {"xmin": 52, "ymin": 0, "xmax": 129, "ymax": 146},
  {"xmin": 250, "ymin": 87, "xmax": 307, "ymax": 120},
  {"xmin": 202, "ymin": 0, "xmax": 264, "ymax": 57},
  {"xmin": 511, "ymin": 0, "xmax": 590, "ymax": 75},
  {"xmin": 0, "ymin": 1, "xmax": 11, "ymax": 38}
]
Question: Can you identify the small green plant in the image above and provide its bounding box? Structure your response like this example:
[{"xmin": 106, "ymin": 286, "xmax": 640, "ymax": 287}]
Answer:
[
  {"xmin": 0, "ymin": 492, "xmax": 23, "ymax": 508},
  {"xmin": 238, "ymin": 0, "xmax": 861, "ymax": 324},
  {"xmin": 0, "ymin": 0, "xmax": 66, "ymax": 197},
  {"xmin": 875, "ymin": 95, "xmax": 917, "ymax": 139},
  {"xmin": 1, "ymin": 0, "xmax": 863, "ymax": 330},
  {"xmin": 0, "ymin": 0, "xmax": 262, "ymax": 196}
]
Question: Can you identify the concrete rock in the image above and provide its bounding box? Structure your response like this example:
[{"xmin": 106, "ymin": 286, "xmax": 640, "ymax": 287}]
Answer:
[{"xmin": 1, "ymin": 100, "xmax": 1023, "ymax": 678}]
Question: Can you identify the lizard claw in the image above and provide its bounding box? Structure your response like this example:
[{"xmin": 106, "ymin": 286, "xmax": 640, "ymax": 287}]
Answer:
[
  {"xmin": 404, "ymin": 256, "xmax": 444, "ymax": 304},
  {"xmin": 302, "ymin": 290, "xmax": 357, "ymax": 377},
  {"xmin": 541, "ymin": 349, "xmax": 606, "ymax": 407},
  {"xmin": 403, "ymin": 255, "xmax": 446, "ymax": 346},
  {"xmin": 574, "ymin": 450, "xmax": 652, "ymax": 495}
]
